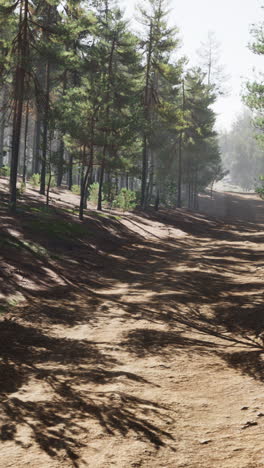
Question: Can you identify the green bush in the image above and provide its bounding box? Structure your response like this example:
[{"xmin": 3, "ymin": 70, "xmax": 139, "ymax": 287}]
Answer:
[
  {"xmin": 103, "ymin": 181, "xmax": 117, "ymax": 205},
  {"xmin": 30, "ymin": 173, "xmax": 40, "ymax": 187},
  {"xmin": 46, "ymin": 173, "xmax": 56, "ymax": 188},
  {"xmin": 256, "ymin": 176, "xmax": 264, "ymax": 199},
  {"xmin": 71, "ymin": 184, "xmax": 81, "ymax": 194},
  {"xmin": 113, "ymin": 188, "xmax": 136, "ymax": 211},
  {"xmin": 88, "ymin": 182, "xmax": 101, "ymax": 205},
  {"xmin": 19, "ymin": 182, "xmax": 26, "ymax": 194},
  {"xmin": 0, "ymin": 165, "xmax": 10, "ymax": 177}
]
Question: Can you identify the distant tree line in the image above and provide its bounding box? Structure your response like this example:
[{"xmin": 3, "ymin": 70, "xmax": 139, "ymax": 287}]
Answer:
[
  {"xmin": 243, "ymin": 8, "xmax": 264, "ymax": 195},
  {"xmin": 219, "ymin": 111, "xmax": 264, "ymax": 191},
  {"xmin": 0, "ymin": 0, "xmax": 224, "ymax": 217}
]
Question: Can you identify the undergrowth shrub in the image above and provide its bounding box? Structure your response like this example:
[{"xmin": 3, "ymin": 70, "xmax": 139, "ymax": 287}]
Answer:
[
  {"xmin": 113, "ymin": 188, "xmax": 136, "ymax": 211},
  {"xmin": 71, "ymin": 184, "xmax": 81, "ymax": 194},
  {"xmin": 0, "ymin": 165, "xmax": 10, "ymax": 177},
  {"xmin": 88, "ymin": 182, "xmax": 104, "ymax": 206},
  {"xmin": 256, "ymin": 176, "xmax": 264, "ymax": 199},
  {"xmin": 46, "ymin": 174, "xmax": 56, "ymax": 188},
  {"xmin": 19, "ymin": 182, "xmax": 26, "ymax": 194},
  {"xmin": 30, "ymin": 173, "xmax": 40, "ymax": 187}
]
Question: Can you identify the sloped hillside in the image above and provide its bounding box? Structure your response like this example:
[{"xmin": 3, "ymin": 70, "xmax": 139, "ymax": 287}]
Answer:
[{"xmin": 0, "ymin": 182, "xmax": 264, "ymax": 468}]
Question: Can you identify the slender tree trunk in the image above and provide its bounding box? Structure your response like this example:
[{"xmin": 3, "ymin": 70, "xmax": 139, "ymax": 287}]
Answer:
[
  {"xmin": 194, "ymin": 168, "xmax": 199, "ymax": 210},
  {"xmin": 22, "ymin": 99, "xmax": 29, "ymax": 183},
  {"xmin": 40, "ymin": 6, "xmax": 51, "ymax": 195},
  {"xmin": 9, "ymin": 0, "xmax": 29, "ymax": 212},
  {"xmin": 57, "ymin": 71, "xmax": 67, "ymax": 186},
  {"xmin": 87, "ymin": 163, "xmax": 93, "ymax": 190},
  {"xmin": 191, "ymin": 179, "xmax": 195, "ymax": 208},
  {"xmin": 80, "ymin": 143, "xmax": 94, "ymax": 220},
  {"xmin": 57, "ymin": 137, "xmax": 64, "ymax": 187},
  {"xmin": 0, "ymin": 87, "xmax": 7, "ymax": 166},
  {"xmin": 177, "ymin": 80, "xmax": 185, "ymax": 209},
  {"xmin": 0, "ymin": 119, "xmax": 5, "ymax": 167},
  {"xmin": 188, "ymin": 181, "xmax": 191, "ymax": 208},
  {"xmin": 97, "ymin": 34, "xmax": 115, "ymax": 211},
  {"xmin": 141, "ymin": 136, "xmax": 148, "ymax": 208},
  {"xmin": 32, "ymin": 111, "xmax": 41, "ymax": 174},
  {"xmin": 80, "ymin": 149, "xmax": 84, "ymax": 187},
  {"xmin": 68, "ymin": 152, "xmax": 73, "ymax": 190},
  {"xmin": 46, "ymin": 131, "xmax": 53, "ymax": 206},
  {"xmin": 97, "ymin": 147, "xmax": 106, "ymax": 211},
  {"xmin": 148, "ymin": 148, "xmax": 154, "ymax": 204},
  {"xmin": 46, "ymin": 172, "xmax": 52, "ymax": 206},
  {"xmin": 40, "ymin": 59, "xmax": 50, "ymax": 195},
  {"xmin": 141, "ymin": 21, "xmax": 153, "ymax": 209},
  {"xmin": 177, "ymin": 134, "xmax": 182, "ymax": 208},
  {"xmin": 155, "ymin": 188, "xmax": 160, "ymax": 211},
  {"xmin": 115, "ymin": 173, "xmax": 118, "ymax": 194}
]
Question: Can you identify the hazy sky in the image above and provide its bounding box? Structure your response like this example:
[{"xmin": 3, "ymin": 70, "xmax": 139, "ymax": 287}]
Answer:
[{"xmin": 121, "ymin": 0, "xmax": 263, "ymax": 131}]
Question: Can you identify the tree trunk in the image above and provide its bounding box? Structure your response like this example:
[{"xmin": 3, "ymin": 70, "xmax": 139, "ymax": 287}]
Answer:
[
  {"xmin": 97, "ymin": 34, "xmax": 116, "ymax": 211},
  {"xmin": 32, "ymin": 111, "xmax": 41, "ymax": 174},
  {"xmin": 40, "ymin": 59, "xmax": 50, "ymax": 195},
  {"xmin": 68, "ymin": 152, "xmax": 73, "ymax": 190},
  {"xmin": 0, "ymin": 87, "xmax": 7, "ymax": 167},
  {"xmin": 155, "ymin": 189, "xmax": 160, "ymax": 211},
  {"xmin": 141, "ymin": 21, "xmax": 153, "ymax": 209},
  {"xmin": 97, "ymin": 147, "xmax": 106, "ymax": 211},
  {"xmin": 148, "ymin": 148, "xmax": 154, "ymax": 204},
  {"xmin": 79, "ymin": 143, "xmax": 94, "ymax": 220},
  {"xmin": 141, "ymin": 135, "xmax": 148, "ymax": 208},
  {"xmin": 57, "ymin": 136, "xmax": 64, "ymax": 186},
  {"xmin": 46, "ymin": 171, "xmax": 52, "ymax": 206},
  {"xmin": 177, "ymin": 134, "xmax": 182, "ymax": 208},
  {"xmin": 40, "ymin": 6, "xmax": 51, "ymax": 195},
  {"xmin": 9, "ymin": 0, "xmax": 29, "ymax": 212},
  {"xmin": 57, "ymin": 71, "xmax": 67, "ymax": 186},
  {"xmin": 22, "ymin": 100, "xmax": 29, "ymax": 183}
]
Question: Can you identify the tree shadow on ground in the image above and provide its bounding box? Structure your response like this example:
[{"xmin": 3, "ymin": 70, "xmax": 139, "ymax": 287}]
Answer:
[
  {"xmin": 141, "ymin": 203, "xmax": 264, "ymax": 243},
  {"xmin": 220, "ymin": 350, "xmax": 264, "ymax": 382},
  {"xmin": 0, "ymin": 320, "xmax": 175, "ymax": 465},
  {"xmin": 1, "ymin": 187, "xmax": 264, "ymax": 463},
  {"xmin": 121, "ymin": 328, "xmax": 219, "ymax": 358}
]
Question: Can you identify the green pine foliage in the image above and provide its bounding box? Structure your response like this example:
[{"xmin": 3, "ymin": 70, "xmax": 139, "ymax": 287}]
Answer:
[
  {"xmin": 113, "ymin": 188, "xmax": 136, "ymax": 211},
  {"xmin": 0, "ymin": 0, "xmax": 226, "ymax": 216},
  {"xmin": 30, "ymin": 173, "xmax": 40, "ymax": 187},
  {"xmin": 243, "ymin": 14, "xmax": 264, "ymax": 145}
]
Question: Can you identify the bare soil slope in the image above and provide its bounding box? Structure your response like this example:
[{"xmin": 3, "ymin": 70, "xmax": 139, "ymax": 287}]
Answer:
[{"xmin": 0, "ymin": 183, "xmax": 264, "ymax": 468}]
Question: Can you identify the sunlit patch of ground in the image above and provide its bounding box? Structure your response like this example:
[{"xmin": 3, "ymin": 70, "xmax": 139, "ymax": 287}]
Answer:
[{"xmin": 0, "ymin": 180, "xmax": 264, "ymax": 467}]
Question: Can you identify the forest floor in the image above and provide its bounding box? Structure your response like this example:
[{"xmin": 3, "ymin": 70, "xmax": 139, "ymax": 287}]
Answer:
[{"xmin": 0, "ymin": 177, "xmax": 264, "ymax": 468}]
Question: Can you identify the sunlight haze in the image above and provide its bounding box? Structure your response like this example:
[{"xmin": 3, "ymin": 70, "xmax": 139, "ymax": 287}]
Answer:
[{"xmin": 122, "ymin": 0, "xmax": 263, "ymax": 131}]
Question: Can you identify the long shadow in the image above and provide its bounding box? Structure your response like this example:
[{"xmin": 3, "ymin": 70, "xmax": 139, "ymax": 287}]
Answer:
[
  {"xmin": 20, "ymin": 206, "xmax": 262, "ymax": 356},
  {"xmin": 0, "ymin": 320, "xmax": 175, "ymax": 465},
  {"xmin": 141, "ymin": 205, "xmax": 264, "ymax": 243},
  {"xmin": 220, "ymin": 350, "xmax": 264, "ymax": 382},
  {"xmin": 121, "ymin": 328, "xmax": 218, "ymax": 357},
  {"xmin": 1, "ymin": 187, "xmax": 264, "ymax": 463}
]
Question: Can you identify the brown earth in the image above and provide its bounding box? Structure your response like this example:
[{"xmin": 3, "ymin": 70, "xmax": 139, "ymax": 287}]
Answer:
[{"xmin": 0, "ymin": 180, "xmax": 264, "ymax": 468}]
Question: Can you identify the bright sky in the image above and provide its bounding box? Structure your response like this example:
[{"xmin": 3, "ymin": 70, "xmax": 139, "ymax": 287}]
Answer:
[{"xmin": 121, "ymin": 0, "xmax": 263, "ymax": 131}]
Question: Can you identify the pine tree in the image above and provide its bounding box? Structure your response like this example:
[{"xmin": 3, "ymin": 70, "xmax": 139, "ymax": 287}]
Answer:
[
  {"xmin": 138, "ymin": 0, "xmax": 180, "ymax": 208},
  {"xmin": 243, "ymin": 20, "xmax": 264, "ymax": 145}
]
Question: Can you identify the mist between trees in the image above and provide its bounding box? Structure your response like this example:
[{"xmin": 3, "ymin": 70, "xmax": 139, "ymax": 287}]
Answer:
[
  {"xmin": 219, "ymin": 111, "xmax": 264, "ymax": 192},
  {"xmin": 0, "ymin": 0, "xmax": 262, "ymax": 218}
]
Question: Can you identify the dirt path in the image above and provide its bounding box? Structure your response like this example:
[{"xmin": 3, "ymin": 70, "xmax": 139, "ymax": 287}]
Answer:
[{"xmin": 0, "ymin": 187, "xmax": 264, "ymax": 468}]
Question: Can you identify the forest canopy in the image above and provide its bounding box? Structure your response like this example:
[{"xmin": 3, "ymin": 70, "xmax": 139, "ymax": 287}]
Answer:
[{"xmin": 0, "ymin": 0, "xmax": 246, "ymax": 216}]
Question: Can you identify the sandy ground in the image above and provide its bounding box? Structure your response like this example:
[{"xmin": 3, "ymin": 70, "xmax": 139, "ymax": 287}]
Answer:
[{"xmin": 0, "ymin": 182, "xmax": 264, "ymax": 468}]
